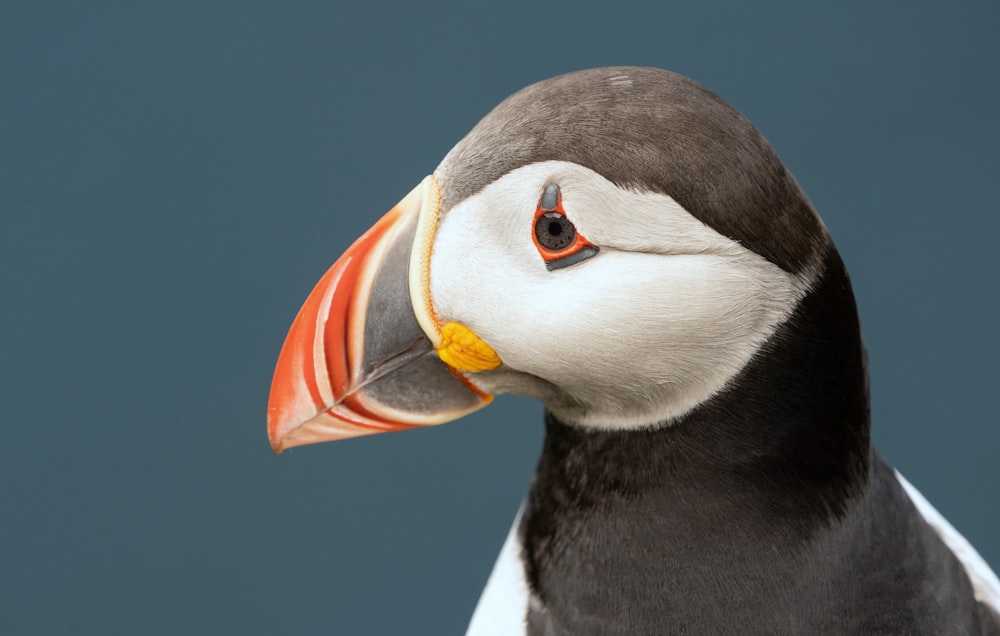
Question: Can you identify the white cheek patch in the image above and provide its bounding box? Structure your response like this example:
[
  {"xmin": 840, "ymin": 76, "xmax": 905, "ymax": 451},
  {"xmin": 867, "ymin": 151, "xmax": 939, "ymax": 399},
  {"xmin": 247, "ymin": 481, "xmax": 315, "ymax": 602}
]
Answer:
[{"xmin": 430, "ymin": 161, "xmax": 819, "ymax": 429}]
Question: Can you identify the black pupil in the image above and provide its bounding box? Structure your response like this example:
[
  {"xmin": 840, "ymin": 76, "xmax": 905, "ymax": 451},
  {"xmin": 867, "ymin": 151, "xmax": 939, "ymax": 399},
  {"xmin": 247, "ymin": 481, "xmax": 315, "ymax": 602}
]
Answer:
[{"xmin": 536, "ymin": 213, "xmax": 575, "ymax": 251}]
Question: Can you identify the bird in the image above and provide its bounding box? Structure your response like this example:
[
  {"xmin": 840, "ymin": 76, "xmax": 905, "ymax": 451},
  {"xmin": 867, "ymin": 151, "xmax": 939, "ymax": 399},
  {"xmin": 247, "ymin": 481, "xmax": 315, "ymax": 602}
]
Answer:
[{"xmin": 266, "ymin": 67, "xmax": 1000, "ymax": 634}]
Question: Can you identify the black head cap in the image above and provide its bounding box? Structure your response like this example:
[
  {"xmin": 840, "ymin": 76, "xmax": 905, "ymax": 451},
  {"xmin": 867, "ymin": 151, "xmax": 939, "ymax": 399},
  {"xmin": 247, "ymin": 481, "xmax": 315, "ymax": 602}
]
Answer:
[{"xmin": 436, "ymin": 66, "xmax": 828, "ymax": 274}]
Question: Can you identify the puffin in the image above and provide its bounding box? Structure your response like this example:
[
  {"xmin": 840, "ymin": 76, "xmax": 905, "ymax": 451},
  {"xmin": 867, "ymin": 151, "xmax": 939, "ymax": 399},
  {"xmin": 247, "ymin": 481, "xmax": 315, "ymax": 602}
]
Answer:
[{"xmin": 267, "ymin": 67, "xmax": 1000, "ymax": 634}]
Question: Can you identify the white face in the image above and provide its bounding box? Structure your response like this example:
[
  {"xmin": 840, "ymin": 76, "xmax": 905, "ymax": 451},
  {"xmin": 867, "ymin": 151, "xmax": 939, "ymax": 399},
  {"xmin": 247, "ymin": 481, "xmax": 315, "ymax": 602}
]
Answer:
[{"xmin": 429, "ymin": 161, "xmax": 815, "ymax": 429}]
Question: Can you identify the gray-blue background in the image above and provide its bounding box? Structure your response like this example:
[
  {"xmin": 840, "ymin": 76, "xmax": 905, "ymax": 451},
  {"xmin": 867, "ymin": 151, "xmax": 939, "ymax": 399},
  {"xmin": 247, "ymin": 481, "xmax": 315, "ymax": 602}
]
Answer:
[{"xmin": 3, "ymin": 2, "xmax": 997, "ymax": 634}]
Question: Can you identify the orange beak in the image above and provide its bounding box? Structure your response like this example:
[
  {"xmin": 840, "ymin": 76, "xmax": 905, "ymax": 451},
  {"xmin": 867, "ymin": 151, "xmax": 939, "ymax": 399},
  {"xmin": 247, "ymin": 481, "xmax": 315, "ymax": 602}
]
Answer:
[{"xmin": 267, "ymin": 178, "xmax": 492, "ymax": 452}]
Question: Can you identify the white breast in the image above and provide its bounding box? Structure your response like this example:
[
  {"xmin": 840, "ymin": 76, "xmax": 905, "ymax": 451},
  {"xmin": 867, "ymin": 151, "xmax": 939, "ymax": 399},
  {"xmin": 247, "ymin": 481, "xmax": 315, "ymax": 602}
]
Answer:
[
  {"xmin": 896, "ymin": 471, "xmax": 1000, "ymax": 613},
  {"xmin": 464, "ymin": 478, "xmax": 1000, "ymax": 634},
  {"xmin": 465, "ymin": 505, "xmax": 530, "ymax": 636}
]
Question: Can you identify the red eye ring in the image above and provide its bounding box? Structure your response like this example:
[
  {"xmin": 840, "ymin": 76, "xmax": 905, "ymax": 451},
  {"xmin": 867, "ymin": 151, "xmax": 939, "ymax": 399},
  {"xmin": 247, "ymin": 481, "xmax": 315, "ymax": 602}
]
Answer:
[{"xmin": 531, "ymin": 184, "xmax": 599, "ymax": 271}]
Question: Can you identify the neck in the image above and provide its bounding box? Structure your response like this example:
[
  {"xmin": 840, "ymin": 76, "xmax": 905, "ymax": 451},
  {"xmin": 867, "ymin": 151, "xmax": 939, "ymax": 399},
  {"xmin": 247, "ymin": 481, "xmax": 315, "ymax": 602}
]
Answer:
[{"xmin": 521, "ymin": 247, "xmax": 873, "ymax": 632}]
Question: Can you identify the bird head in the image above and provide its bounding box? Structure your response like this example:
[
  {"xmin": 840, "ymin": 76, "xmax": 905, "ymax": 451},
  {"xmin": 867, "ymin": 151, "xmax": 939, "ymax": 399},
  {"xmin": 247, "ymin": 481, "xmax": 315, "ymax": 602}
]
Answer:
[{"xmin": 267, "ymin": 67, "xmax": 831, "ymax": 451}]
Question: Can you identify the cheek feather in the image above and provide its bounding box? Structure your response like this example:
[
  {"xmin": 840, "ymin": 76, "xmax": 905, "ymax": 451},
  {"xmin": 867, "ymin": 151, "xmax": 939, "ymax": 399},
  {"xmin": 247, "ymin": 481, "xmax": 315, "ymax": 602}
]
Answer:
[{"xmin": 430, "ymin": 161, "xmax": 814, "ymax": 428}]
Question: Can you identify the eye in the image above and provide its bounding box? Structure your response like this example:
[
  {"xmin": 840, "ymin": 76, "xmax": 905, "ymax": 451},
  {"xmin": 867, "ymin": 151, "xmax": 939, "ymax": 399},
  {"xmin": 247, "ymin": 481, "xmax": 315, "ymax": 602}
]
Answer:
[
  {"xmin": 532, "ymin": 184, "xmax": 599, "ymax": 271},
  {"xmin": 535, "ymin": 213, "xmax": 575, "ymax": 251}
]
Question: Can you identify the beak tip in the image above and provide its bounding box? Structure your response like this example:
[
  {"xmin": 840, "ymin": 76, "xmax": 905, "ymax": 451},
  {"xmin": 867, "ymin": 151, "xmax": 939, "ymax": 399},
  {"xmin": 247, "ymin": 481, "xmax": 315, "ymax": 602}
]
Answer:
[
  {"xmin": 267, "ymin": 408, "xmax": 290, "ymax": 454},
  {"xmin": 267, "ymin": 426, "xmax": 284, "ymax": 454}
]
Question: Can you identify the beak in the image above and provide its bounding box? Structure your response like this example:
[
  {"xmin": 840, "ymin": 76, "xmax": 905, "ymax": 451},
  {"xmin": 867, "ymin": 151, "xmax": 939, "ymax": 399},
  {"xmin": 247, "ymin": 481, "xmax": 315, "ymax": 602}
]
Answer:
[{"xmin": 267, "ymin": 176, "xmax": 492, "ymax": 452}]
